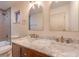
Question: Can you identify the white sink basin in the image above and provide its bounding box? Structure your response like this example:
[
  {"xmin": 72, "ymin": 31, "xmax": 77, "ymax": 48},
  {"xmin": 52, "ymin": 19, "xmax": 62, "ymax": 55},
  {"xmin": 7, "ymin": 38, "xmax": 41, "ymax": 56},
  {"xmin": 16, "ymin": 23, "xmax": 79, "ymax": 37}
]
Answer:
[{"xmin": 31, "ymin": 39, "xmax": 53, "ymax": 47}]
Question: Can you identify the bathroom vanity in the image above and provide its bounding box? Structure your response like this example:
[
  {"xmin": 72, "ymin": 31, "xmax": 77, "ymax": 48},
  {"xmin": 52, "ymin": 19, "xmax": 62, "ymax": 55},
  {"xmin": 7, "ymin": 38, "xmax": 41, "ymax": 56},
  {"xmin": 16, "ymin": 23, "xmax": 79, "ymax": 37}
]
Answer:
[
  {"xmin": 12, "ymin": 37, "xmax": 79, "ymax": 57},
  {"xmin": 12, "ymin": 43, "xmax": 49, "ymax": 57}
]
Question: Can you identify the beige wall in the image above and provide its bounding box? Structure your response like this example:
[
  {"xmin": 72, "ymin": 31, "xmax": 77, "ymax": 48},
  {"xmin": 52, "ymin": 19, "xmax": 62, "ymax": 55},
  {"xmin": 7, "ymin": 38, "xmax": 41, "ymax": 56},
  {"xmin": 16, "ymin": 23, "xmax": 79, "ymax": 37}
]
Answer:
[
  {"xmin": 11, "ymin": 1, "xmax": 79, "ymax": 40},
  {"xmin": 68, "ymin": 2, "xmax": 79, "ymax": 32},
  {"xmin": 11, "ymin": 2, "xmax": 28, "ymax": 36}
]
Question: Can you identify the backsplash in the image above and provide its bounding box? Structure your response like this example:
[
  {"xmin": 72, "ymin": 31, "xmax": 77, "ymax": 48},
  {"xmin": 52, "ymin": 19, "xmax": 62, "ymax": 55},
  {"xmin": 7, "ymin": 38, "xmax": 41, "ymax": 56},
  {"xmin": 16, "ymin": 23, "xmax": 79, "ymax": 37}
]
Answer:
[{"xmin": 28, "ymin": 32, "xmax": 79, "ymax": 44}]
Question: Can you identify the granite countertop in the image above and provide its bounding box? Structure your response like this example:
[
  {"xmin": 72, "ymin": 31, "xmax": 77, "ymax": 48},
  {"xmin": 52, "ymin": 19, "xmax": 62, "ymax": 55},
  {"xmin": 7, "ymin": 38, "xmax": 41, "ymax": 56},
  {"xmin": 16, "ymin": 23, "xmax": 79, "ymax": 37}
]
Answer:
[{"xmin": 12, "ymin": 37, "xmax": 79, "ymax": 57}]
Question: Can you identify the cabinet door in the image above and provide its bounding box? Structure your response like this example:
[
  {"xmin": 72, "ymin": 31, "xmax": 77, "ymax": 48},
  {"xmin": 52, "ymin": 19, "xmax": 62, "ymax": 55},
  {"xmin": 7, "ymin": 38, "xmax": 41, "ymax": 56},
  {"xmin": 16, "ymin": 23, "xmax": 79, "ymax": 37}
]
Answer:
[
  {"xmin": 21, "ymin": 47, "xmax": 49, "ymax": 57},
  {"xmin": 12, "ymin": 43, "xmax": 20, "ymax": 57},
  {"xmin": 20, "ymin": 47, "xmax": 29, "ymax": 57}
]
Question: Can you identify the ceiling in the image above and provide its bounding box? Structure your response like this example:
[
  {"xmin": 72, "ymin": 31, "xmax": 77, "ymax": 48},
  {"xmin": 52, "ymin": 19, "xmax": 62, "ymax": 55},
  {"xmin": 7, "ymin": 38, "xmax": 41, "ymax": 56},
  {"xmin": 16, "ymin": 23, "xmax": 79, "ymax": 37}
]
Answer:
[
  {"xmin": 0, "ymin": 1, "xmax": 27, "ymax": 10},
  {"xmin": 0, "ymin": 1, "xmax": 71, "ymax": 10}
]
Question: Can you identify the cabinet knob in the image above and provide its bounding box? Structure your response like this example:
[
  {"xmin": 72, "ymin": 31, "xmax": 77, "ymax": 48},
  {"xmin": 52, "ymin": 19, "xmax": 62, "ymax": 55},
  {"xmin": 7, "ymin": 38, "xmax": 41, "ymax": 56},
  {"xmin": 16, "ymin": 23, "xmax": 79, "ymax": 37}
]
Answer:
[{"xmin": 24, "ymin": 53, "xmax": 27, "ymax": 56}]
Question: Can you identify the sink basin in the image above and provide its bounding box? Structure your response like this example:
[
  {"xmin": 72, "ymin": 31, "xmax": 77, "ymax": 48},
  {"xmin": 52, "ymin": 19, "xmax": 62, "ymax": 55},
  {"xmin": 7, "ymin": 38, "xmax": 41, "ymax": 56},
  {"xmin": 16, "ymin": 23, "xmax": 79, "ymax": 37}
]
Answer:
[{"xmin": 31, "ymin": 39, "xmax": 53, "ymax": 47}]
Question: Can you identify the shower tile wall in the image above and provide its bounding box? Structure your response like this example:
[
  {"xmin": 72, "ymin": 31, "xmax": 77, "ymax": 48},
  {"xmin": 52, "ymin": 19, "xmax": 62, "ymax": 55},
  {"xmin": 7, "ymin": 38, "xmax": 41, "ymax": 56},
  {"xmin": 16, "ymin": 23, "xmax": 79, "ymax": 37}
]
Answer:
[
  {"xmin": 0, "ymin": 10, "xmax": 5, "ymax": 41},
  {"xmin": 4, "ymin": 8, "xmax": 11, "ymax": 42},
  {"xmin": 0, "ymin": 9, "xmax": 11, "ymax": 41}
]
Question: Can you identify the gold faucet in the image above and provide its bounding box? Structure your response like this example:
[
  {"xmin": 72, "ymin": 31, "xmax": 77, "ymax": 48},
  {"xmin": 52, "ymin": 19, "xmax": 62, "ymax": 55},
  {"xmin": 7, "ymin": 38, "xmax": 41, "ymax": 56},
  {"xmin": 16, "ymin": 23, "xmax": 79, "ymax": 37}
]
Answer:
[
  {"xmin": 60, "ymin": 36, "xmax": 64, "ymax": 43},
  {"xmin": 30, "ymin": 34, "xmax": 39, "ymax": 38},
  {"xmin": 56, "ymin": 36, "xmax": 64, "ymax": 43}
]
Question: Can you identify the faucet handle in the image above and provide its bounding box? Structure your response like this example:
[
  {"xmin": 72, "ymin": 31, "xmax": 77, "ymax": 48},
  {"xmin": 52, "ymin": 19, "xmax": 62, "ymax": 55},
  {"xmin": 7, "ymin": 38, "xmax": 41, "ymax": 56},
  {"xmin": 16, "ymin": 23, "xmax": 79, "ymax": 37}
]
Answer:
[{"xmin": 56, "ymin": 38, "xmax": 59, "ymax": 42}]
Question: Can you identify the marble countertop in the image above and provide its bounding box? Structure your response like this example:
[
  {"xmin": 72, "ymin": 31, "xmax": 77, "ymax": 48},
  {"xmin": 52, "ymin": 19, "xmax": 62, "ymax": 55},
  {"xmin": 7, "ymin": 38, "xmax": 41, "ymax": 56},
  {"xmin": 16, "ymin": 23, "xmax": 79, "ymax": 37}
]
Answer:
[
  {"xmin": 12, "ymin": 37, "xmax": 79, "ymax": 57},
  {"xmin": 0, "ymin": 45, "xmax": 11, "ymax": 55}
]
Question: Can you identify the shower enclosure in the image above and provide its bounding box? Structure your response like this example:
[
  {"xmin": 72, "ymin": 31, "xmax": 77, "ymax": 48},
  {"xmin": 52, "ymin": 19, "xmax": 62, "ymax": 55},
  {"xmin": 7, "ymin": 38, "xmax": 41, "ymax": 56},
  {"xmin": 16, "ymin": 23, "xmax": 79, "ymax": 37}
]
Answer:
[
  {"xmin": 0, "ymin": 8, "xmax": 11, "ymax": 44},
  {"xmin": 0, "ymin": 8, "xmax": 11, "ymax": 56}
]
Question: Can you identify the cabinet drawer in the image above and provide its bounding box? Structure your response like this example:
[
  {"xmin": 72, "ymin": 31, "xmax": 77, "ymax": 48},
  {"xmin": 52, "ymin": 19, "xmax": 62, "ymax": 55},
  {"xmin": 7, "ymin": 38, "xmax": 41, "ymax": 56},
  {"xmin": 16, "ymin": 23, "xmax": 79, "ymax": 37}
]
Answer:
[
  {"xmin": 21, "ymin": 47, "xmax": 49, "ymax": 57},
  {"xmin": 21, "ymin": 47, "xmax": 29, "ymax": 57}
]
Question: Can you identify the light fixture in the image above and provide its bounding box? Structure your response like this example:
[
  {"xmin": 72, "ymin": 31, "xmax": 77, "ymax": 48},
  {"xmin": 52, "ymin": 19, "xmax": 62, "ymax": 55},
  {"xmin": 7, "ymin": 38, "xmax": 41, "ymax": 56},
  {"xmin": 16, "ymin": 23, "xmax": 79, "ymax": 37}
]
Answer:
[
  {"xmin": 35, "ymin": 1, "xmax": 42, "ymax": 8},
  {"xmin": 29, "ymin": 1, "xmax": 42, "ymax": 9}
]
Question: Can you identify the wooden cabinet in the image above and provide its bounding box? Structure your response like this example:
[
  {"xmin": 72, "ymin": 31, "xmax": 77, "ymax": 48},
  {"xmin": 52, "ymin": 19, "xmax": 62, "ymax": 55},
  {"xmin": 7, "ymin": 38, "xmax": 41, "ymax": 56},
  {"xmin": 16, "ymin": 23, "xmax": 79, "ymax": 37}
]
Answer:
[
  {"xmin": 20, "ymin": 47, "xmax": 49, "ymax": 57},
  {"xmin": 12, "ymin": 43, "xmax": 50, "ymax": 57},
  {"xmin": 12, "ymin": 43, "xmax": 21, "ymax": 57}
]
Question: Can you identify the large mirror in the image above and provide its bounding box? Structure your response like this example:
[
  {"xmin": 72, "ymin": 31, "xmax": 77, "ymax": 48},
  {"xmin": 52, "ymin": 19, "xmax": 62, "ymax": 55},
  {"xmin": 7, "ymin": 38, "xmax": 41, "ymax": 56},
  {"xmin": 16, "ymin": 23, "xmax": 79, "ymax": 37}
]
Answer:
[
  {"xmin": 50, "ymin": 1, "xmax": 79, "ymax": 31},
  {"xmin": 29, "ymin": 4, "xmax": 44, "ymax": 31}
]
